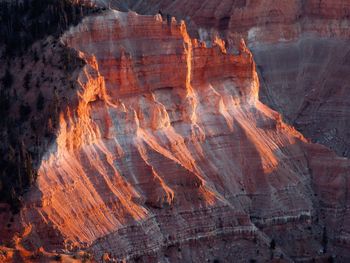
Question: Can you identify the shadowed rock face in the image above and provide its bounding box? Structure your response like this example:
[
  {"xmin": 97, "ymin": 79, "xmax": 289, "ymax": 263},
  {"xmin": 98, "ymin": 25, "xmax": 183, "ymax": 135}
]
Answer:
[
  {"xmin": 252, "ymin": 37, "xmax": 350, "ymax": 157},
  {"xmin": 1, "ymin": 8, "xmax": 349, "ymax": 262},
  {"xmin": 112, "ymin": 0, "xmax": 350, "ymax": 158}
]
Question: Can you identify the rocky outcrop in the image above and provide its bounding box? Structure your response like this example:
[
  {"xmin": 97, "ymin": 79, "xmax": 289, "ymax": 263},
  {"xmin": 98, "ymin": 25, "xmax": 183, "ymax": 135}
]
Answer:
[
  {"xmin": 115, "ymin": 0, "xmax": 350, "ymax": 158},
  {"xmin": 110, "ymin": 0, "xmax": 350, "ymax": 41},
  {"xmin": 1, "ymin": 8, "xmax": 349, "ymax": 262},
  {"xmin": 0, "ymin": 0, "xmax": 103, "ymax": 214}
]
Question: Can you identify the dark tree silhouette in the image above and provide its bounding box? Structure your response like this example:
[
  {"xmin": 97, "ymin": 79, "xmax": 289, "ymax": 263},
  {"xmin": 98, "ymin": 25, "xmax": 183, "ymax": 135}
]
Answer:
[{"xmin": 0, "ymin": 0, "xmax": 101, "ymax": 212}]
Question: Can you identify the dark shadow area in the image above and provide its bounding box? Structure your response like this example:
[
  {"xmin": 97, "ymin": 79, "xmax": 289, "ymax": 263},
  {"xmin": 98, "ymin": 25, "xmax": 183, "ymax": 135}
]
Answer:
[{"xmin": 0, "ymin": 0, "xmax": 102, "ymax": 212}]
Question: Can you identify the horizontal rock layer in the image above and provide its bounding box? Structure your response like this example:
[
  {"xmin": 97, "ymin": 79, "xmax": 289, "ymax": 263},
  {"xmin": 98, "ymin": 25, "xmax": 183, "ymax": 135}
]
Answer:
[
  {"xmin": 115, "ymin": 0, "xmax": 350, "ymax": 158},
  {"xmin": 1, "ymin": 8, "xmax": 350, "ymax": 262}
]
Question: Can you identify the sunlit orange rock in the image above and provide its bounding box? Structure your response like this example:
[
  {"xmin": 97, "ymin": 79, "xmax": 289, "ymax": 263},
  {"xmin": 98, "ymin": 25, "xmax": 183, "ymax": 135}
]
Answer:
[
  {"xmin": 121, "ymin": 0, "xmax": 350, "ymax": 158},
  {"xmin": 1, "ymin": 8, "xmax": 349, "ymax": 262}
]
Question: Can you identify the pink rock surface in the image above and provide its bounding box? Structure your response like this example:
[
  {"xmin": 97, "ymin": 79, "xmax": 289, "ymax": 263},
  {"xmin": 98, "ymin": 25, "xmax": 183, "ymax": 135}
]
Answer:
[
  {"xmin": 117, "ymin": 0, "xmax": 350, "ymax": 158},
  {"xmin": 1, "ymin": 7, "xmax": 350, "ymax": 262}
]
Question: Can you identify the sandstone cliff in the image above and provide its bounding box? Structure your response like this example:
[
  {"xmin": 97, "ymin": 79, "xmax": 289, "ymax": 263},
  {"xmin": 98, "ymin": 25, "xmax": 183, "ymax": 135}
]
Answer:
[
  {"xmin": 115, "ymin": 0, "xmax": 350, "ymax": 158},
  {"xmin": 0, "ymin": 8, "xmax": 349, "ymax": 262}
]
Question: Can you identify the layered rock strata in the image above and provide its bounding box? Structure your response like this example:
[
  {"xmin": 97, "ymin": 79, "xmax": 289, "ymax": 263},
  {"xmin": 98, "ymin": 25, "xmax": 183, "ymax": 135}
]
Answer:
[
  {"xmin": 115, "ymin": 0, "xmax": 350, "ymax": 158},
  {"xmin": 1, "ymin": 8, "xmax": 350, "ymax": 262}
]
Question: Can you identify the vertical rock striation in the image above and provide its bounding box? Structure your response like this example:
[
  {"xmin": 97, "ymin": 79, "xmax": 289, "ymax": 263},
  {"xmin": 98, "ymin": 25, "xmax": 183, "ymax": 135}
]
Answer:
[
  {"xmin": 117, "ymin": 0, "xmax": 350, "ymax": 158},
  {"xmin": 1, "ymin": 6, "xmax": 349, "ymax": 262}
]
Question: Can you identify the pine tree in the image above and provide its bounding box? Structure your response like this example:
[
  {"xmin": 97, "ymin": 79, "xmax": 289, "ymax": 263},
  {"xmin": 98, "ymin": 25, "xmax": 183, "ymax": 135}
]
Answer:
[{"xmin": 36, "ymin": 92, "xmax": 45, "ymax": 111}]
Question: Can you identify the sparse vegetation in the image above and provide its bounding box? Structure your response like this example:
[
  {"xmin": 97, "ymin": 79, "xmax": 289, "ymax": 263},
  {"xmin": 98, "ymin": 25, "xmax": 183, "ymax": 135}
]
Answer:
[
  {"xmin": 0, "ymin": 0, "xmax": 97, "ymax": 212},
  {"xmin": 270, "ymin": 239, "xmax": 276, "ymax": 250},
  {"xmin": 54, "ymin": 254, "xmax": 62, "ymax": 261},
  {"xmin": 322, "ymin": 226, "xmax": 328, "ymax": 253},
  {"xmin": 0, "ymin": 90, "xmax": 10, "ymax": 115},
  {"xmin": 37, "ymin": 92, "xmax": 45, "ymax": 111},
  {"xmin": 24, "ymin": 71, "xmax": 32, "ymax": 91},
  {"xmin": 0, "ymin": 0, "xmax": 104, "ymax": 57},
  {"xmin": 20, "ymin": 104, "xmax": 31, "ymax": 120},
  {"xmin": 2, "ymin": 69, "xmax": 13, "ymax": 88},
  {"xmin": 81, "ymin": 252, "xmax": 93, "ymax": 263}
]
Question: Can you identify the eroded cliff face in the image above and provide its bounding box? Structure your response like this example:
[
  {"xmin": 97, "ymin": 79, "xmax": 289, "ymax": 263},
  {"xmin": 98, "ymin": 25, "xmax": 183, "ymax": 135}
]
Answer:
[
  {"xmin": 1, "ymin": 9, "xmax": 349, "ymax": 262},
  {"xmin": 114, "ymin": 0, "xmax": 350, "ymax": 158},
  {"xmin": 113, "ymin": 0, "xmax": 350, "ymax": 41}
]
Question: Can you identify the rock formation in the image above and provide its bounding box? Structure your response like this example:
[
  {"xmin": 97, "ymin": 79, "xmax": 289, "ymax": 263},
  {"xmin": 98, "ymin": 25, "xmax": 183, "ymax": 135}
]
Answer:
[
  {"xmin": 116, "ymin": 0, "xmax": 350, "ymax": 158},
  {"xmin": 0, "ymin": 1, "xmax": 350, "ymax": 262},
  {"xmin": 0, "ymin": 0, "xmax": 350, "ymax": 262}
]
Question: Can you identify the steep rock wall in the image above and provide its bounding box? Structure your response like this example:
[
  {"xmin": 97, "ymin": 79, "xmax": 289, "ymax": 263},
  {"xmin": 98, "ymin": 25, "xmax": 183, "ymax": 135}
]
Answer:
[
  {"xmin": 0, "ymin": 9, "xmax": 348, "ymax": 262},
  {"xmin": 113, "ymin": 0, "xmax": 350, "ymax": 158}
]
